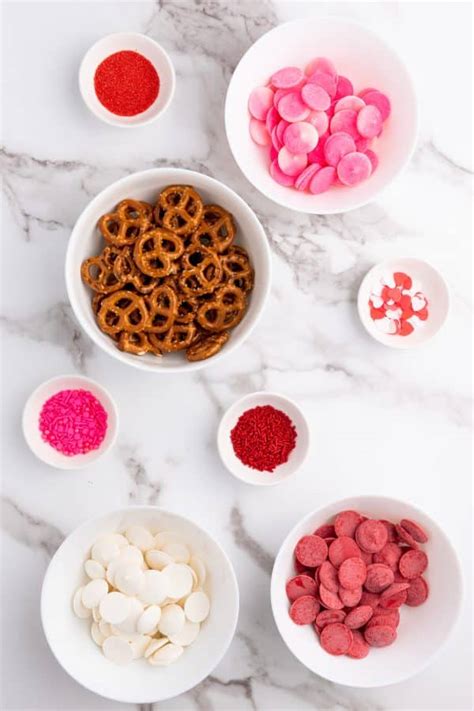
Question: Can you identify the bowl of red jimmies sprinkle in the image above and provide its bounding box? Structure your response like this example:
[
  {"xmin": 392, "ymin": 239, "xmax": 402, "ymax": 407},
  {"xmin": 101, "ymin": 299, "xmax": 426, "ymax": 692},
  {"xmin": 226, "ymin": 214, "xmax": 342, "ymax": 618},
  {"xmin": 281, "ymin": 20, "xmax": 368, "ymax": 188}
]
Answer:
[
  {"xmin": 79, "ymin": 33, "xmax": 175, "ymax": 127},
  {"xmin": 217, "ymin": 392, "xmax": 310, "ymax": 485}
]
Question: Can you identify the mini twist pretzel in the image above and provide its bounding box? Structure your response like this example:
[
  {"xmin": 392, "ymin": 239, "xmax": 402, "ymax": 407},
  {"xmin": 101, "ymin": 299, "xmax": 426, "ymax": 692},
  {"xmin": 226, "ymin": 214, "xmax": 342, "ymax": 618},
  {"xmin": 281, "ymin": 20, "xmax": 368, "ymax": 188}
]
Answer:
[
  {"xmin": 221, "ymin": 245, "xmax": 254, "ymax": 294},
  {"xmin": 145, "ymin": 284, "xmax": 178, "ymax": 333},
  {"xmin": 148, "ymin": 322, "xmax": 196, "ymax": 352},
  {"xmin": 81, "ymin": 256, "xmax": 123, "ymax": 293},
  {"xmin": 133, "ymin": 228, "xmax": 184, "ymax": 277},
  {"xmin": 155, "ymin": 185, "xmax": 204, "ymax": 236},
  {"xmin": 186, "ymin": 331, "xmax": 230, "ymax": 362},
  {"xmin": 175, "ymin": 292, "xmax": 199, "ymax": 324},
  {"xmin": 197, "ymin": 284, "xmax": 246, "ymax": 332},
  {"xmin": 118, "ymin": 331, "xmax": 157, "ymax": 356},
  {"xmin": 178, "ymin": 246, "xmax": 222, "ymax": 296},
  {"xmin": 98, "ymin": 199, "xmax": 152, "ymax": 247},
  {"xmin": 113, "ymin": 247, "xmax": 159, "ymax": 294},
  {"xmin": 190, "ymin": 205, "xmax": 236, "ymax": 253},
  {"xmin": 97, "ymin": 290, "xmax": 148, "ymax": 336}
]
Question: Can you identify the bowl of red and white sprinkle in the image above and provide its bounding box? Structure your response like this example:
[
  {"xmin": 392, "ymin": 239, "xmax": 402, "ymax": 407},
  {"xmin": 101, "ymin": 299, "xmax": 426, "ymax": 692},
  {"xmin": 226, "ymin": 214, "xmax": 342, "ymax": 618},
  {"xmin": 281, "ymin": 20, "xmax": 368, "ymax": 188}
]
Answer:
[
  {"xmin": 357, "ymin": 258, "xmax": 449, "ymax": 348},
  {"xmin": 79, "ymin": 33, "xmax": 175, "ymax": 128},
  {"xmin": 217, "ymin": 391, "xmax": 310, "ymax": 486},
  {"xmin": 225, "ymin": 17, "xmax": 418, "ymax": 214},
  {"xmin": 22, "ymin": 375, "xmax": 118, "ymax": 469}
]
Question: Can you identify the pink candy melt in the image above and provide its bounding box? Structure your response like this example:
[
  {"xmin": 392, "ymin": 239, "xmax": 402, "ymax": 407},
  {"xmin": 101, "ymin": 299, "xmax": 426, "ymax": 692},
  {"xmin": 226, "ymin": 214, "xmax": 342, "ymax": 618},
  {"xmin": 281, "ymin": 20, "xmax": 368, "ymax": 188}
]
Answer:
[
  {"xmin": 39, "ymin": 389, "xmax": 108, "ymax": 456},
  {"xmin": 247, "ymin": 58, "xmax": 391, "ymax": 196}
]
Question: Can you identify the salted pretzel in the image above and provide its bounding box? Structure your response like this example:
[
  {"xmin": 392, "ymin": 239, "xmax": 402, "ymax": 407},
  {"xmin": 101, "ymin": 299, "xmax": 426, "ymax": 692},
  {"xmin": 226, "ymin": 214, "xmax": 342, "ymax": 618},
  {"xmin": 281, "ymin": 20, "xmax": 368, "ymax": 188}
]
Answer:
[
  {"xmin": 118, "ymin": 331, "xmax": 155, "ymax": 356},
  {"xmin": 98, "ymin": 199, "xmax": 152, "ymax": 247},
  {"xmin": 148, "ymin": 322, "xmax": 196, "ymax": 352},
  {"xmin": 178, "ymin": 246, "xmax": 222, "ymax": 296},
  {"xmin": 97, "ymin": 290, "xmax": 148, "ymax": 336},
  {"xmin": 133, "ymin": 227, "xmax": 184, "ymax": 277},
  {"xmin": 186, "ymin": 331, "xmax": 229, "ymax": 362},
  {"xmin": 91, "ymin": 293, "xmax": 104, "ymax": 315},
  {"xmin": 155, "ymin": 185, "xmax": 203, "ymax": 236},
  {"xmin": 145, "ymin": 284, "xmax": 178, "ymax": 333},
  {"xmin": 190, "ymin": 205, "xmax": 235, "ymax": 253},
  {"xmin": 175, "ymin": 293, "xmax": 199, "ymax": 324},
  {"xmin": 81, "ymin": 255, "xmax": 123, "ymax": 293},
  {"xmin": 197, "ymin": 284, "xmax": 246, "ymax": 332},
  {"xmin": 113, "ymin": 247, "xmax": 159, "ymax": 294}
]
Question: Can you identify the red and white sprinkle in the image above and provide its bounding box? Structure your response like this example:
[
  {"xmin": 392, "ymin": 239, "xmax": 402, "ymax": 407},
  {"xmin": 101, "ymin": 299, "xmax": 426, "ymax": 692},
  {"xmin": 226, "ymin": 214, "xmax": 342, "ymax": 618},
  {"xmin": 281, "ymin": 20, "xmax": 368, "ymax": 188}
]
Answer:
[{"xmin": 368, "ymin": 271, "xmax": 429, "ymax": 337}]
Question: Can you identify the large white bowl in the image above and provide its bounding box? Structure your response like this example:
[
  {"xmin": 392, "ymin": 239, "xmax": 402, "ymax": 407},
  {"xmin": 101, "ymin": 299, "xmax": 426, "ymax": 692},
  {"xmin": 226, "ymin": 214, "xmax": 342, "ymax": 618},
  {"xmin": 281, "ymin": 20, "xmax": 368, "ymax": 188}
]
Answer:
[
  {"xmin": 66, "ymin": 169, "xmax": 271, "ymax": 372},
  {"xmin": 41, "ymin": 506, "xmax": 239, "ymax": 703},
  {"xmin": 225, "ymin": 18, "xmax": 418, "ymax": 214},
  {"xmin": 271, "ymin": 496, "xmax": 463, "ymax": 687}
]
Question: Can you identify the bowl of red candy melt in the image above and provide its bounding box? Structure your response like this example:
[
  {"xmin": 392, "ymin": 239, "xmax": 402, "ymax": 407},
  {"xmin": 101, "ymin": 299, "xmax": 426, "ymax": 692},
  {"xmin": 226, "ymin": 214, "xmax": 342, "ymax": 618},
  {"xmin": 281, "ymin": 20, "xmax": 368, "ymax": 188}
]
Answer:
[
  {"xmin": 217, "ymin": 391, "xmax": 310, "ymax": 486},
  {"xmin": 79, "ymin": 33, "xmax": 175, "ymax": 127},
  {"xmin": 22, "ymin": 375, "xmax": 118, "ymax": 469},
  {"xmin": 271, "ymin": 495, "xmax": 463, "ymax": 687}
]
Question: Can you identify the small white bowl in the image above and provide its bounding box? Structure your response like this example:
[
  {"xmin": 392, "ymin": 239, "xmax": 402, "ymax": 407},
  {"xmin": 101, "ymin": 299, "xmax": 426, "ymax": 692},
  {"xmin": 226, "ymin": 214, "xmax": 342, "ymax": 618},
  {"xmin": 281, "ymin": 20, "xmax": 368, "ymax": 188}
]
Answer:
[
  {"xmin": 79, "ymin": 33, "xmax": 175, "ymax": 127},
  {"xmin": 357, "ymin": 257, "xmax": 449, "ymax": 348},
  {"xmin": 271, "ymin": 495, "xmax": 463, "ymax": 688},
  {"xmin": 41, "ymin": 506, "xmax": 239, "ymax": 703},
  {"xmin": 225, "ymin": 17, "xmax": 418, "ymax": 214},
  {"xmin": 217, "ymin": 391, "xmax": 310, "ymax": 486},
  {"xmin": 22, "ymin": 375, "xmax": 118, "ymax": 469},
  {"xmin": 66, "ymin": 168, "xmax": 271, "ymax": 373}
]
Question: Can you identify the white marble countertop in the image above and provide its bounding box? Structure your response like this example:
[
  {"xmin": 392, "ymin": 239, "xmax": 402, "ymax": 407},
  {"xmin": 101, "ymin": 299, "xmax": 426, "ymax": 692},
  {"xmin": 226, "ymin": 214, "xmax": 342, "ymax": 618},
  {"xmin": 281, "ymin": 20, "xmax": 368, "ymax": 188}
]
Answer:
[{"xmin": 1, "ymin": 1, "xmax": 472, "ymax": 709}]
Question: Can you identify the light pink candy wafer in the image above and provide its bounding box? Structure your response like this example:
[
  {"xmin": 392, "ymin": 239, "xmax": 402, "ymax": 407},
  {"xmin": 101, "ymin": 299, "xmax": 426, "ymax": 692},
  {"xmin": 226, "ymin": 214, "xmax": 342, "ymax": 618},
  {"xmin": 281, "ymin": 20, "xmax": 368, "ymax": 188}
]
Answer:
[
  {"xmin": 265, "ymin": 106, "xmax": 279, "ymax": 134},
  {"xmin": 273, "ymin": 88, "xmax": 292, "ymax": 108},
  {"xmin": 278, "ymin": 146, "xmax": 308, "ymax": 176},
  {"xmin": 276, "ymin": 119, "xmax": 290, "ymax": 144},
  {"xmin": 271, "ymin": 126, "xmax": 283, "ymax": 151},
  {"xmin": 358, "ymin": 87, "xmax": 377, "ymax": 99},
  {"xmin": 323, "ymin": 132, "xmax": 356, "ymax": 167},
  {"xmin": 307, "ymin": 71, "xmax": 337, "ymax": 98},
  {"xmin": 271, "ymin": 66, "xmax": 304, "ymax": 89},
  {"xmin": 284, "ymin": 122, "xmax": 318, "ymax": 154},
  {"xmin": 309, "ymin": 166, "xmax": 336, "ymax": 194},
  {"xmin": 248, "ymin": 86, "xmax": 274, "ymax": 120},
  {"xmin": 301, "ymin": 83, "xmax": 331, "ymax": 111},
  {"xmin": 365, "ymin": 149, "xmax": 379, "ymax": 172},
  {"xmin": 294, "ymin": 163, "xmax": 321, "ymax": 191},
  {"xmin": 362, "ymin": 90, "xmax": 391, "ymax": 120},
  {"xmin": 335, "ymin": 95, "xmax": 365, "ymax": 113},
  {"xmin": 357, "ymin": 105, "xmax": 383, "ymax": 138},
  {"xmin": 330, "ymin": 110, "xmax": 360, "ymax": 140},
  {"xmin": 337, "ymin": 151, "xmax": 372, "ymax": 186},
  {"xmin": 304, "ymin": 57, "xmax": 337, "ymax": 78},
  {"xmin": 335, "ymin": 75, "xmax": 353, "ymax": 99},
  {"xmin": 307, "ymin": 110, "xmax": 329, "ymax": 135},
  {"xmin": 270, "ymin": 159, "xmax": 295, "ymax": 187},
  {"xmin": 277, "ymin": 92, "xmax": 310, "ymax": 122},
  {"xmin": 249, "ymin": 119, "xmax": 270, "ymax": 146}
]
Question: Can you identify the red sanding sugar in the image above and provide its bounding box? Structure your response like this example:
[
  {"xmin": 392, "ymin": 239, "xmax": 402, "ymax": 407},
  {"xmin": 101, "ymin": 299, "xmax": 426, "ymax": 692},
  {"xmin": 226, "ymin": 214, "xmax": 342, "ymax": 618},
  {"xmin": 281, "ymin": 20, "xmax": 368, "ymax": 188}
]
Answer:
[
  {"xmin": 94, "ymin": 50, "xmax": 160, "ymax": 116},
  {"xmin": 39, "ymin": 389, "xmax": 108, "ymax": 456},
  {"xmin": 230, "ymin": 405, "xmax": 297, "ymax": 472}
]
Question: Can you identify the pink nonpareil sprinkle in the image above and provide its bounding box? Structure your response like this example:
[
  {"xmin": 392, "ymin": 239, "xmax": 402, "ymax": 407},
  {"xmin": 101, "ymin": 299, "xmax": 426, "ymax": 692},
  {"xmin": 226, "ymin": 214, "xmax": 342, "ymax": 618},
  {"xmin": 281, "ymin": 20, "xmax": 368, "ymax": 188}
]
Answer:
[{"xmin": 39, "ymin": 389, "xmax": 108, "ymax": 456}]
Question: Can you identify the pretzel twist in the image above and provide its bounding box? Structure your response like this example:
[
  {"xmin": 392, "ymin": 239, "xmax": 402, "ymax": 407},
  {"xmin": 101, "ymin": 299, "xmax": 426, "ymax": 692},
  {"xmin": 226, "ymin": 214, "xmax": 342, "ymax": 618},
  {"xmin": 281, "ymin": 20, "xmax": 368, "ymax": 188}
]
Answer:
[
  {"xmin": 196, "ymin": 284, "xmax": 246, "ymax": 332},
  {"xmin": 155, "ymin": 185, "xmax": 203, "ymax": 236},
  {"xmin": 133, "ymin": 228, "xmax": 184, "ymax": 277},
  {"xmin": 97, "ymin": 290, "xmax": 148, "ymax": 336},
  {"xmin": 98, "ymin": 199, "xmax": 152, "ymax": 247}
]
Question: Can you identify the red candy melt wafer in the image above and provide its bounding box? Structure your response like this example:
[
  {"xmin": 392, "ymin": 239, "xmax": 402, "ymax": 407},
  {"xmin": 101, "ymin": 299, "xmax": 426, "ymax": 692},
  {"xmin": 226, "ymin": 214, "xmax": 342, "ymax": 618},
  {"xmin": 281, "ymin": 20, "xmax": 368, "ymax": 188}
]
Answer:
[
  {"xmin": 290, "ymin": 594, "xmax": 320, "ymax": 625},
  {"xmin": 355, "ymin": 519, "xmax": 388, "ymax": 553},
  {"xmin": 400, "ymin": 519, "xmax": 429, "ymax": 544},
  {"xmin": 295, "ymin": 535, "xmax": 328, "ymax": 567},
  {"xmin": 319, "ymin": 584, "xmax": 344, "ymax": 610},
  {"xmin": 329, "ymin": 536, "xmax": 362, "ymax": 568},
  {"xmin": 314, "ymin": 524, "xmax": 336, "ymax": 538},
  {"xmin": 316, "ymin": 609, "xmax": 346, "ymax": 628},
  {"xmin": 339, "ymin": 586, "xmax": 363, "ymax": 608},
  {"xmin": 365, "ymin": 563, "xmax": 394, "ymax": 593},
  {"xmin": 338, "ymin": 557, "xmax": 367, "ymax": 589},
  {"xmin": 286, "ymin": 574, "xmax": 318, "ymax": 602},
  {"xmin": 399, "ymin": 550, "xmax": 428, "ymax": 579},
  {"xmin": 405, "ymin": 576, "xmax": 429, "ymax": 607},
  {"xmin": 364, "ymin": 624, "xmax": 397, "ymax": 647},
  {"xmin": 373, "ymin": 542, "xmax": 402, "ymax": 571},
  {"xmin": 334, "ymin": 510, "xmax": 364, "ymax": 538},
  {"xmin": 319, "ymin": 561, "xmax": 339, "ymax": 593},
  {"xmin": 344, "ymin": 605, "xmax": 374, "ymax": 630},
  {"xmin": 395, "ymin": 523, "xmax": 419, "ymax": 548},
  {"xmin": 321, "ymin": 623, "xmax": 353, "ymax": 655},
  {"xmin": 347, "ymin": 629, "xmax": 370, "ymax": 658}
]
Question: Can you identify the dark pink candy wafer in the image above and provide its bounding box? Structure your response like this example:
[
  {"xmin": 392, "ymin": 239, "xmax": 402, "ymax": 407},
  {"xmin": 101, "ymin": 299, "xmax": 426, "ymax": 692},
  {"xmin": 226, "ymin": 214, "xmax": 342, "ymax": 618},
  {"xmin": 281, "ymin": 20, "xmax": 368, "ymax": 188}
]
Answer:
[
  {"xmin": 339, "ymin": 585, "xmax": 362, "ymax": 608},
  {"xmin": 335, "ymin": 75, "xmax": 353, "ymax": 99},
  {"xmin": 309, "ymin": 166, "xmax": 336, "ymax": 194},
  {"xmin": 329, "ymin": 536, "xmax": 362, "ymax": 568},
  {"xmin": 278, "ymin": 91, "xmax": 310, "ymax": 122},
  {"xmin": 286, "ymin": 574, "xmax": 318, "ymax": 602},
  {"xmin": 301, "ymin": 83, "xmax": 331, "ymax": 111},
  {"xmin": 329, "ymin": 109, "xmax": 360, "ymax": 140},
  {"xmin": 347, "ymin": 629, "xmax": 370, "ymax": 658},
  {"xmin": 294, "ymin": 163, "xmax": 320, "ymax": 191},
  {"xmin": 289, "ymin": 594, "xmax": 320, "ymax": 624},
  {"xmin": 356, "ymin": 105, "xmax": 383, "ymax": 138},
  {"xmin": 399, "ymin": 549, "xmax": 428, "ymax": 579},
  {"xmin": 271, "ymin": 66, "xmax": 304, "ymax": 89},
  {"xmin": 344, "ymin": 605, "xmax": 373, "ymax": 629},
  {"xmin": 400, "ymin": 519, "xmax": 429, "ymax": 543},
  {"xmin": 270, "ymin": 159, "xmax": 294, "ymax": 186},
  {"xmin": 320, "ymin": 623, "xmax": 353, "ymax": 655},
  {"xmin": 295, "ymin": 535, "xmax": 328, "ymax": 567},
  {"xmin": 365, "ymin": 149, "xmax": 379, "ymax": 172},
  {"xmin": 337, "ymin": 152, "xmax": 372, "ymax": 186},
  {"xmin": 316, "ymin": 609, "xmax": 346, "ymax": 628},
  {"xmin": 319, "ymin": 561, "xmax": 339, "ymax": 593},
  {"xmin": 323, "ymin": 133, "xmax": 356, "ymax": 167},
  {"xmin": 314, "ymin": 524, "xmax": 336, "ymax": 538},
  {"xmin": 338, "ymin": 557, "xmax": 367, "ymax": 590},
  {"xmin": 307, "ymin": 138, "xmax": 327, "ymax": 165},
  {"xmin": 365, "ymin": 563, "xmax": 394, "ymax": 593},
  {"xmin": 334, "ymin": 510, "xmax": 364, "ymax": 538},
  {"xmin": 355, "ymin": 137, "xmax": 370, "ymax": 152},
  {"xmin": 355, "ymin": 520, "xmax": 388, "ymax": 553},
  {"xmin": 307, "ymin": 70, "xmax": 337, "ymax": 98},
  {"xmin": 362, "ymin": 90, "xmax": 391, "ymax": 120},
  {"xmin": 373, "ymin": 542, "xmax": 402, "ymax": 571},
  {"xmin": 405, "ymin": 576, "xmax": 429, "ymax": 606},
  {"xmin": 319, "ymin": 584, "xmax": 344, "ymax": 610},
  {"xmin": 364, "ymin": 624, "xmax": 397, "ymax": 647}
]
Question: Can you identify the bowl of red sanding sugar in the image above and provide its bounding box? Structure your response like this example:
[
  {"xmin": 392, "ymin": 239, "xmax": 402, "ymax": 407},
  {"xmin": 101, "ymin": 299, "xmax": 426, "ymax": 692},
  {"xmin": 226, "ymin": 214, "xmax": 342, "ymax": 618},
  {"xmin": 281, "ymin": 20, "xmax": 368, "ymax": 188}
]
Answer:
[
  {"xmin": 22, "ymin": 375, "xmax": 118, "ymax": 469},
  {"xmin": 217, "ymin": 391, "xmax": 310, "ymax": 486},
  {"xmin": 79, "ymin": 33, "xmax": 175, "ymax": 127}
]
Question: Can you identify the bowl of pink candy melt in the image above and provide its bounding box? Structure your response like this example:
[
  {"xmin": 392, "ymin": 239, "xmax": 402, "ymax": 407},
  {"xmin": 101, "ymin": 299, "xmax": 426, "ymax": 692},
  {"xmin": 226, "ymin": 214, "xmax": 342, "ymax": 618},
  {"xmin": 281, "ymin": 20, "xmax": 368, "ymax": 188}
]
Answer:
[{"xmin": 225, "ymin": 18, "xmax": 418, "ymax": 214}]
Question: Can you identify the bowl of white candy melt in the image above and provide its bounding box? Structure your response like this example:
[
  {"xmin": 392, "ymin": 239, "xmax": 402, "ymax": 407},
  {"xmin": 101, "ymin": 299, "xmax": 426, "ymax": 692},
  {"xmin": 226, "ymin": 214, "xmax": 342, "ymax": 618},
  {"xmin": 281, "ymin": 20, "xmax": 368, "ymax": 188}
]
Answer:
[{"xmin": 41, "ymin": 507, "xmax": 239, "ymax": 703}]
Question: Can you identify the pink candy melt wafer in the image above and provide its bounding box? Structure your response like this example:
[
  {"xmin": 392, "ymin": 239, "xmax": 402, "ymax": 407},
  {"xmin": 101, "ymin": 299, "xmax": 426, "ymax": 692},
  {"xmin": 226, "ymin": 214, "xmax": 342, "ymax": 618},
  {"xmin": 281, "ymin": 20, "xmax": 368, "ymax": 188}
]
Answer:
[
  {"xmin": 249, "ymin": 119, "xmax": 270, "ymax": 146},
  {"xmin": 357, "ymin": 105, "xmax": 383, "ymax": 138},
  {"xmin": 324, "ymin": 132, "xmax": 356, "ymax": 167},
  {"xmin": 337, "ymin": 152, "xmax": 372, "ymax": 186},
  {"xmin": 277, "ymin": 92, "xmax": 310, "ymax": 122},
  {"xmin": 307, "ymin": 110, "xmax": 329, "ymax": 135},
  {"xmin": 335, "ymin": 95, "xmax": 365, "ymax": 113},
  {"xmin": 301, "ymin": 83, "xmax": 331, "ymax": 111},
  {"xmin": 270, "ymin": 159, "xmax": 295, "ymax": 186},
  {"xmin": 248, "ymin": 86, "xmax": 274, "ymax": 120},
  {"xmin": 309, "ymin": 166, "xmax": 336, "ymax": 194},
  {"xmin": 284, "ymin": 122, "xmax": 319, "ymax": 154},
  {"xmin": 278, "ymin": 146, "xmax": 308, "ymax": 176},
  {"xmin": 362, "ymin": 90, "xmax": 391, "ymax": 120},
  {"xmin": 294, "ymin": 163, "xmax": 321, "ymax": 191},
  {"xmin": 271, "ymin": 66, "xmax": 304, "ymax": 89},
  {"xmin": 329, "ymin": 109, "xmax": 360, "ymax": 140}
]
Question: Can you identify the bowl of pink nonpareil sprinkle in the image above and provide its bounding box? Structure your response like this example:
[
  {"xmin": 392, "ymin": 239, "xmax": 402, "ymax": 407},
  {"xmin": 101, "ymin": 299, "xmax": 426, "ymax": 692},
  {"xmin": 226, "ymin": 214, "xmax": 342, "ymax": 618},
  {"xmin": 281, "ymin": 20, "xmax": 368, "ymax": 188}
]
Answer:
[
  {"xmin": 22, "ymin": 375, "xmax": 118, "ymax": 469},
  {"xmin": 225, "ymin": 18, "xmax": 418, "ymax": 214}
]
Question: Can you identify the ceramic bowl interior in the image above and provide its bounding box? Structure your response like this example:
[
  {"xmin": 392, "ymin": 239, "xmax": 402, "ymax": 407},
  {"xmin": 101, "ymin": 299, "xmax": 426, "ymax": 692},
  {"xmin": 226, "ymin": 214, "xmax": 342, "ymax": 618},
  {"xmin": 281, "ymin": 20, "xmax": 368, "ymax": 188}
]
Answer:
[
  {"xmin": 41, "ymin": 506, "xmax": 239, "ymax": 703},
  {"xmin": 271, "ymin": 495, "xmax": 463, "ymax": 687},
  {"xmin": 225, "ymin": 17, "xmax": 418, "ymax": 214},
  {"xmin": 66, "ymin": 168, "xmax": 271, "ymax": 372}
]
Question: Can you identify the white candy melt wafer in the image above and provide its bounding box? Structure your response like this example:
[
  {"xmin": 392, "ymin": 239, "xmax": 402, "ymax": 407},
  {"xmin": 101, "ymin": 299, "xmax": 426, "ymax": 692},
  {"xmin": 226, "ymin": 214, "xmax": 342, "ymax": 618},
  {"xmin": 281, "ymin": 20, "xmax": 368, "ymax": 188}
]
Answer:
[
  {"xmin": 125, "ymin": 525, "xmax": 155, "ymax": 552},
  {"xmin": 168, "ymin": 620, "xmax": 200, "ymax": 646},
  {"xmin": 99, "ymin": 592, "xmax": 131, "ymax": 624},
  {"xmin": 145, "ymin": 549, "xmax": 174, "ymax": 570},
  {"xmin": 137, "ymin": 605, "xmax": 162, "ymax": 634},
  {"xmin": 184, "ymin": 591, "xmax": 210, "ymax": 623},
  {"xmin": 158, "ymin": 604, "xmax": 185, "ymax": 637},
  {"xmin": 162, "ymin": 542, "xmax": 190, "ymax": 564},
  {"xmin": 162, "ymin": 564, "xmax": 194, "ymax": 599},
  {"xmin": 73, "ymin": 587, "xmax": 91, "ymax": 619},
  {"xmin": 84, "ymin": 559, "xmax": 105, "ymax": 580},
  {"xmin": 102, "ymin": 636, "xmax": 133, "ymax": 666},
  {"xmin": 82, "ymin": 579, "xmax": 108, "ymax": 609},
  {"xmin": 139, "ymin": 570, "xmax": 168, "ymax": 605},
  {"xmin": 114, "ymin": 564, "xmax": 145, "ymax": 596},
  {"xmin": 149, "ymin": 642, "xmax": 184, "ymax": 666}
]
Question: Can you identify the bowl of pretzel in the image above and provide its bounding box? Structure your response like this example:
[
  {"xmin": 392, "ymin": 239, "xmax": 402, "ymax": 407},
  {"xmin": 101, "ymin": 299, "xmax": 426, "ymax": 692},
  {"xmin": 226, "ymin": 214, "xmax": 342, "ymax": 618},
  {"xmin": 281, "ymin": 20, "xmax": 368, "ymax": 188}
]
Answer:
[{"xmin": 66, "ymin": 169, "xmax": 271, "ymax": 372}]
